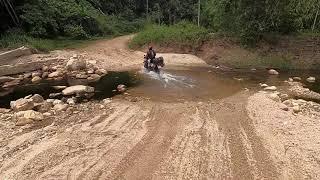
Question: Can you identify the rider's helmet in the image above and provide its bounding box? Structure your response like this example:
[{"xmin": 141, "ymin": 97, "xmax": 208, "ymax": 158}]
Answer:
[{"xmin": 149, "ymin": 46, "xmax": 153, "ymax": 50}]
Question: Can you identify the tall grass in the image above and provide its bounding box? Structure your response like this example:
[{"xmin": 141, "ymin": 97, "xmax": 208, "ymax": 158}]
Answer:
[
  {"xmin": 129, "ymin": 22, "xmax": 208, "ymax": 49},
  {"xmin": 0, "ymin": 33, "xmax": 98, "ymax": 52}
]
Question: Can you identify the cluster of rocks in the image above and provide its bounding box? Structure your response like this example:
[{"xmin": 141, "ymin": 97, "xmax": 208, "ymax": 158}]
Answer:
[
  {"xmin": 260, "ymin": 77, "xmax": 320, "ymax": 115},
  {"xmin": 268, "ymin": 69, "xmax": 317, "ymax": 84},
  {"xmin": 7, "ymin": 87, "xmax": 105, "ymax": 126},
  {"xmin": 0, "ymin": 54, "xmax": 108, "ymax": 92}
]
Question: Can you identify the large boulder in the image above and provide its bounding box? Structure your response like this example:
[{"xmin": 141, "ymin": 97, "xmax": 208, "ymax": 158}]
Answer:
[
  {"xmin": 66, "ymin": 56, "xmax": 86, "ymax": 71},
  {"xmin": 13, "ymin": 110, "xmax": 44, "ymax": 126},
  {"xmin": 10, "ymin": 98, "xmax": 34, "ymax": 111},
  {"xmin": 268, "ymin": 69, "xmax": 279, "ymax": 75},
  {"xmin": 62, "ymin": 85, "xmax": 95, "ymax": 96}
]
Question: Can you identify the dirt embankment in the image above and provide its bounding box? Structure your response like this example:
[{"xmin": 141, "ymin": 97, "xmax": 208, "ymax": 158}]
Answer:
[{"xmin": 151, "ymin": 36, "xmax": 320, "ymax": 70}]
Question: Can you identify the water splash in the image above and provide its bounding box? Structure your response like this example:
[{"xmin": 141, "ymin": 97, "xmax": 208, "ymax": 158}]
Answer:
[{"xmin": 139, "ymin": 68, "xmax": 195, "ymax": 88}]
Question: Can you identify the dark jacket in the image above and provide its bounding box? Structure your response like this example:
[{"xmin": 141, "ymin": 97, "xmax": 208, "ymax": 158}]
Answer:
[{"xmin": 146, "ymin": 49, "xmax": 156, "ymax": 60}]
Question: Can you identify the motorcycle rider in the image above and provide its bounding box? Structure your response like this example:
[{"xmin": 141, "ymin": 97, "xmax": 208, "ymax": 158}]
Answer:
[{"xmin": 146, "ymin": 46, "xmax": 156, "ymax": 64}]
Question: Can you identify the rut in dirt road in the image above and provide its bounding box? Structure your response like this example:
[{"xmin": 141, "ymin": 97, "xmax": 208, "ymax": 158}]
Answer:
[{"xmin": 0, "ymin": 94, "xmax": 279, "ymax": 179}]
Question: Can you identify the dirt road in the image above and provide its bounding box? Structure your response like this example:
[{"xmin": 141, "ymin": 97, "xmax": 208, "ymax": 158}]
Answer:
[{"xmin": 1, "ymin": 36, "xmax": 319, "ymax": 179}]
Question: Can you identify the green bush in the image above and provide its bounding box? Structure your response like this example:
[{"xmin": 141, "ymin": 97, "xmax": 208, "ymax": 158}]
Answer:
[
  {"xmin": 64, "ymin": 25, "xmax": 89, "ymax": 39},
  {"xmin": 129, "ymin": 22, "xmax": 208, "ymax": 48}
]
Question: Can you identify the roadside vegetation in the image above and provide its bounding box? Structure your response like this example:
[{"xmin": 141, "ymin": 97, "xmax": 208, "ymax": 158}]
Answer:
[
  {"xmin": 1, "ymin": 0, "xmax": 320, "ymax": 69},
  {"xmin": 129, "ymin": 22, "xmax": 208, "ymax": 49}
]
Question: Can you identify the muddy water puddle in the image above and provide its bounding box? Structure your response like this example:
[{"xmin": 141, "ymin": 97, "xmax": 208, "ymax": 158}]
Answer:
[{"xmin": 1, "ymin": 67, "xmax": 319, "ymax": 107}]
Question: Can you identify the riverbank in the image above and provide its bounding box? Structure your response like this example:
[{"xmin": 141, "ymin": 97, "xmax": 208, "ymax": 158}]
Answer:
[{"xmin": 132, "ymin": 32, "xmax": 320, "ymax": 70}]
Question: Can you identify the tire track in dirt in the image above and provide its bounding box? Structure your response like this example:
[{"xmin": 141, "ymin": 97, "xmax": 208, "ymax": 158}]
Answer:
[
  {"xmin": 213, "ymin": 94, "xmax": 279, "ymax": 179},
  {"xmin": 110, "ymin": 103, "xmax": 187, "ymax": 179}
]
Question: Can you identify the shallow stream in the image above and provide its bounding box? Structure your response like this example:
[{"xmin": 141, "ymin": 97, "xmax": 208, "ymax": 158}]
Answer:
[{"xmin": 0, "ymin": 66, "xmax": 319, "ymax": 108}]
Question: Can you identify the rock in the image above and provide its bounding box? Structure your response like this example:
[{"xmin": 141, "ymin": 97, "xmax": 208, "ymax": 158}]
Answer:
[
  {"xmin": 13, "ymin": 110, "xmax": 44, "ymax": 126},
  {"xmin": 103, "ymin": 98, "xmax": 112, "ymax": 104},
  {"xmin": 234, "ymin": 78, "xmax": 243, "ymax": 81},
  {"xmin": 42, "ymin": 66, "xmax": 49, "ymax": 72},
  {"xmin": 293, "ymin": 77, "xmax": 302, "ymax": 81},
  {"xmin": 66, "ymin": 57, "xmax": 86, "ymax": 71},
  {"xmin": 260, "ymin": 83, "xmax": 268, "ymax": 88},
  {"xmin": 10, "ymin": 98, "xmax": 34, "ymax": 111},
  {"xmin": 0, "ymin": 76, "xmax": 16, "ymax": 83},
  {"xmin": 23, "ymin": 73, "xmax": 32, "ymax": 79},
  {"xmin": 95, "ymin": 69, "xmax": 107, "ymax": 75},
  {"xmin": 251, "ymin": 68, "xmax": 257, "ymax": 71},
  {"xmin": 2, "ymin": 79, "xmax": 20, "ymax": 88},
  {"xmin": 32, "ymin": 72, "xmax": 41, "ymax": 78},
  {"xmin": 76, "ymin": 74, "xmax": 88, "ymax": 79},
  {"xmin": 88, "ymin": 60, "xmax": 97, "ymax": 65},
  {"xmin": 268, "ymin": 69, "xmax": 279, "ymax": 75},
  {"xmin": 289, "ymin": 84, "xmax": 320, "ymax": 101},
  {"xmin": 30, "ymin": 94, "xmax": 44, "ymax": 103},
  {"xmin": 49, "ymin": 93, "xmax": 62, "ymax": 98},
  {"xmin": 43, "ymin": 112, "xmax": 51, "ymax": 117},
  {"xmin": 42, "ymin": 72, "xmax": 49, "ymax": 78},
  {"xmin": 117, "ymin": 84, "xmax": 127, "ymax": 93},
  {"xmin": 267, "ymin": 93, "xmax": 281, "ymax": 102},
  {"xmin": 264, "ymin": 86, "xmax": 277, "ymax": 91},
  {"xmin": 48, "ymin": 71, "xmax": 63, "ymax": 78},
  {"xmin": 62, "ymin": 85, "xmax": 95, "ymax": 96},
  {"xmin": 31, "ymin": 76, "xmax": 42, "ymax": 84},
  {"xmin": 280, "ymin": 104, "xmax": 289, "ymax": 111},
  {"xmin": 52, "ymin": 86, "xmax": 67, "ymax": 90},
  {"xmin": 306, "ymin": 77, "xmax": 316, "ymax": 83},
  {"xmin": 0, "ymin": 108, "xmax": 10, "ymax": 113},
  {"xmin": 87, "ymin": 74, "xmax": 101, "ymax": 82},
  {"xmin": 87, "ymin": 70, "xmax": 94, "ymax": 74},
  {"xmin": 283, "ymin": 100, "xmax": 293, "ymax": 107},
  {"xmin": 279, "ymin": 93, "xmax": 289, "ymax": 101},
  {"xmin": 53, "ymin": 99, "xmax": 63, "ymax": 106},
  {"xmin": 24, "ymin": 95, "xmax": 33, "ymax": 99},
  {"xmin": 293, "ymin": 106, "xmax": 301, "ymax": 113},
  {"xmin": 18, "ymin": 75, "xmax": 24, "ymax": 80},
  {"xmin": 46, "ymin": 99, "xmax": 55, "ymax": 103},
  {"xmin": 35, "ymin": 102, "xmax": 53, "ymax": 113},
  {"xmin": 100, "ymin": 105, "xmax": 105, "ymax": 109},
  {"xmin": 288, "ymin": 78, "xmax": 294, "ymax": 82},
  {"xmin": 53, "ymin": 104, "xmax": 68, "ymax": 112},
  {"xmin": 67, "ymin": 98, "xmax": 76, "ymax": 105}
]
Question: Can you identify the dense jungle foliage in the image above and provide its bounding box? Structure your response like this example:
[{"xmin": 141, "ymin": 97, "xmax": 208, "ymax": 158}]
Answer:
[{"xmin": 1, "ymin": 0, "xmax": 320, "ymax": 47}]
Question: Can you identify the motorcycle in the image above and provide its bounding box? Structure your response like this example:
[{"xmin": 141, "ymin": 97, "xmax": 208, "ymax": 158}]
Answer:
[{"xmin": 143, "ymin": 56, "xmax": 165, "ymax": 73}]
